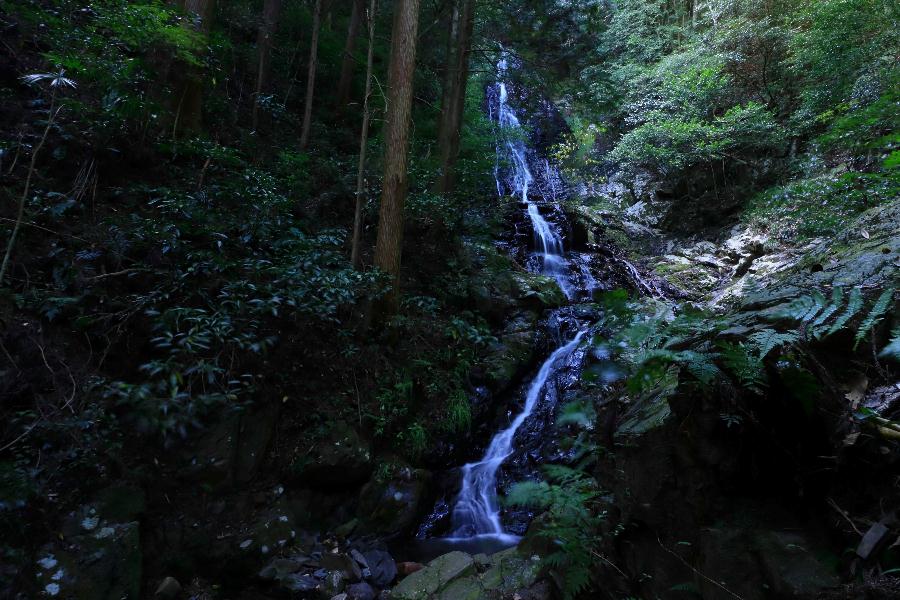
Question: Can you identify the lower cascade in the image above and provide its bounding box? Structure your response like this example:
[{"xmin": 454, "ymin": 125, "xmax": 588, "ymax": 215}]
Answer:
[{"xmin": 449, "ymin": 330, "xmax": 586, "ymax": 540}]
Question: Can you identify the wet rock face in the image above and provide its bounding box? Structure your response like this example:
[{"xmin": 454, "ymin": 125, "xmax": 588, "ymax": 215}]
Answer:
[{"xmin": 288, "ymin": 421, "xmax": 373, "ymax": 490}]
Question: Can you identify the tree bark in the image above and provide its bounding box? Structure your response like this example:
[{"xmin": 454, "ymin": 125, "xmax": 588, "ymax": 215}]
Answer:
[
  {"xmin": 436, "ymin": 0, "xmax": 460, "ymax": 150},
  {"xmin": 336, "ymin": 0, "xmax": 365, "ymax": 108},
  {"xmin": 436, "ymin": 0, "xmax": 474, "ymax": 194},
  {"xmin": 351, "ymin": 0, "xmax": 377, "ymax": 270},
  {"xmin": 252, "ymin": 0, "xmax": 282, "ymax": 131},
  {"xmin": 299, "ymin": 0, "xmax": 323, "ymax": 150},
  {"xmin": 174, "ymin": 0, "xmax": 216, "ymax": 137},
  {"xmin": 373, "ymin": 0, "xmax": 421, "ymax": 314}
]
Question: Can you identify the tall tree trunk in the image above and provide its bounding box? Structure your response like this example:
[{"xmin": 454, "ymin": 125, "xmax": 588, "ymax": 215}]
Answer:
[
  {"xmin": 299, "ymin": 0, "xmax": 323, "ymax": 150},
  {"xmin": 435, "ymin": 0, "xmax": 460, "ymax": 149},
  {"xmin": 175, "ymin": 0, "xmax": 215, "ymax": 137},
  {"xmin": 336, "ymin": 0, "xmax": 365, "ymax": 108},
  {"xmin": 351, "ymin": 0, "xmax": 377, "ymax": 270},
  {"xmin": 252, "ymin": 0, "xmax": 282, "ymax": 131},
  {"xmin": 373, "ymin": 0, "xmax": 421, "ymax": 314},
  {"xmin": 436, "ymin": 0, "xmax": 474, "ymax": 194}
]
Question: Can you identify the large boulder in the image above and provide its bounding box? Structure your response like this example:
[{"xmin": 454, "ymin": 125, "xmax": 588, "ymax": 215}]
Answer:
[
  {"xmin": 358, "ymin": 467, "xmax": 429, "ymax": 537},
  {"xmin": 181, "ymin": 404, "xmax": 279, "ymax": 492},
  {"xmin": 479, "ymin": 311, "xmax": 543, "ymax": 394}
]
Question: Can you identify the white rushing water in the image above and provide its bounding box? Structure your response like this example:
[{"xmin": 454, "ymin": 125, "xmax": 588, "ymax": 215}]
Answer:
[
  {"xmin": 442, "ymin": 51, "xmax": 588, "ymax": 545},
  {"xmin": 450, "ymin": 330, "xmax": 586, "ymax": 539},
  {"xmin": 493, "ymin": 55, "xmax": 574, "ymax": 299}
]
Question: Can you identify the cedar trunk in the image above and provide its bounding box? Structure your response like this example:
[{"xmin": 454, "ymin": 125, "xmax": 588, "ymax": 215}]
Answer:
[
  {"xmin": 336, "ymin": 0, "xmax": 365, "ymax": 108},
  {"xmin": 252, "ymin": 0, "xmax": 282, "ymax": 131},
  {"xmin": 299, "ymin": 0, "xmax": 323, "ymax": 150},
  {"xmin": 351, "ymin": 0, "xmax": 378, "ymax": 269},
  {"xmin": 175, "ymin": 0, "xmax": 215, "ymax": 136},
  {"xmin": 373, "ymin": 0, "xmax": 421, "ymax": 313},
  {"xmin": 436, "ymin": 0, "xmax": 475, "ymax": 194}
]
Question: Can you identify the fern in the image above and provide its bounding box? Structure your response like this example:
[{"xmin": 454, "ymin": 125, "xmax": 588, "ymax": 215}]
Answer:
[
  {"xmin": 679, "ymin": 350, "xmax": 722, "ymax": 385},
  {"xmin": 720, "ymin": 342, "xmax": 766, "ymax": 391},
  {"xmin": 810, "ymin": 287, "xmax": 843, "ymax": 330},
  {"xmin": 880, "ymin": 327, "xmax": 900, "ymax": 361},
  {"xmin": 749, "ymin": 328, "xmax": 799, "ymax": 359},
  {"xmin": 823, "ymin": 286, "xmax": 864, "ymax": 337},
  {"xmin": 507, "ymin": 465, "xmax": 602, "ymax": 600},
  {"xmin": 854, "ymin": 288, "xmax": 895, "ymax": 349},
  {"xmin": 769, "ymin": 291, "xmax": 826, "ymax": 322}
]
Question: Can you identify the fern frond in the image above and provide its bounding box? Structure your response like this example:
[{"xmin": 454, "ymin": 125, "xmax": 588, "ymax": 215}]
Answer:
[
  {"xmin": 749, "ymin": 328, "xmax": 799, "ymax": 359},
  {"xmin": 768, "ymin": 292, "xmax": 826, "ymax": 323},
  {"xmin": 824, "ymin": 287, "xmax": 863, "ymax": 337},
  {"xmin": 880, "ymin": 327, "xmax": 900, "ymax": 361},
  {"xmin": 810, "ymin": 287, "xmax": 844, "ymax": 336},
  {"xmin": 854, "ymin": 288, "xmax": 895, "ymax": 349},
  {"xmin": 678, "ymin": 350, "xmax": 721, "ymax": 385},
  {"xmin": 720, "ymin": 342, "xmax": 766, "ymax": 391}
]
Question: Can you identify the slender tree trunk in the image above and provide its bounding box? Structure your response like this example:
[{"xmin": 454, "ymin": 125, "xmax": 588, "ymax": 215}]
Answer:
[
  {"xmin": 373, "ymin": 0, "xmax": 421, "ymax": 314},
  {"xmin": 436, "ymin": 0, "xmax": 474, "ymax": 194},
  {"xmin": 176, "ymin": 0, "xmax": 215, "ymax": 136},
  {"xmin": 351, "ymin": 0, "xmax": 377, "ymax": 270},
  {"xmin": 436, "ymin": 0, "xmax": 460, "ymax": 150},
  {"xmin": 336, "ymin": 0, "xmax": 365, "ymax": 108},
  {"xmin": 252, "ymin": 0, "xmax": 282, "ymax": 131},
  {"xmin": 299, "ymin": 0, "xmax": 323, "ymax": 150}
]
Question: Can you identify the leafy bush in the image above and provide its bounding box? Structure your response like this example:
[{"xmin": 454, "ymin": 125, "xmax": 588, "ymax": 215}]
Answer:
[
  {"xmin": 609, "ymin": 101, "xmax": 781, "ymax": 175},
  {"xmin": 744, "ymin": 169, "xmax": 900, "ymax": 240}
]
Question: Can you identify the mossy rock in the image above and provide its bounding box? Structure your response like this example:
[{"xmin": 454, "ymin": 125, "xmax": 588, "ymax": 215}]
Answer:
[{"xmin": 391, "ymin": 551, "xmax": 475, "ymax": 600}]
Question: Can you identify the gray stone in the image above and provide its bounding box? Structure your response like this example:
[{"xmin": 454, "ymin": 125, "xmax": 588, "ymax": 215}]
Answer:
[
  {"xmin": 282, "ymin": 573, "xmax": 319, "ymax": 593},
  {"xmin": 322, "ymin": 553, "xmax": 363, "ymax": 582},
  {"xmin": 155, "ymin": 576, "xmax": 182, "ymax": 598},
  {"xmin": 363, "ymin": 549, "xmax": 397, "ymax": 587},
  {"xmin": 35, "ymin": 521, "xmax": 142, "ymax": 600},
  {"xmin": 347, "ymin": 581, "xmax": 377, "ymax": 600}
]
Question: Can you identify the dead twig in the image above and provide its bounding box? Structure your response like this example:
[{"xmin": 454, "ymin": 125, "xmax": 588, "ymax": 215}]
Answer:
[
  {"xmin": 828, "ymin": 497, "xmax": 864, "ymax": 536},
  {"xmin": 1, "ymin": 98, "xmax": 60, "ymax": 286},
  {"xmin": 657, "ymin": 536, "xmax": 745, "ymax": 600},
  {"xmin": 87, "ymin": 268, "xmax": 148, "ymax": 281}
]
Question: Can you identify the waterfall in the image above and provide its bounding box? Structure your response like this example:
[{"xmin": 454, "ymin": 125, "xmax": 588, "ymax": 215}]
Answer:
[
  {"xmin": 493, "ymin": 54, "xmax": 574, "ymax": 299},
  {"xmin": 450, "ymin": 330, "xmax": 586, "ymax": 539}
]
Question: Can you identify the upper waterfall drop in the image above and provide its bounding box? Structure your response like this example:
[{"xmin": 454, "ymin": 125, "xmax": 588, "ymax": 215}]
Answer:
[{"xmin": 492, "ymin": 53, "xmax": 574, "ymax": 299}]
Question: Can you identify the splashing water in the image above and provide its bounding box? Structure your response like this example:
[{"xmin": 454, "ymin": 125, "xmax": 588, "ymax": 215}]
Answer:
[
  {"xmin": 493, "ymin": 54, "xmax": 574, "ymax": 298},
  {"xmin": 450, "ymin": 330, "xmax": 586, "ymax": 539}
]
